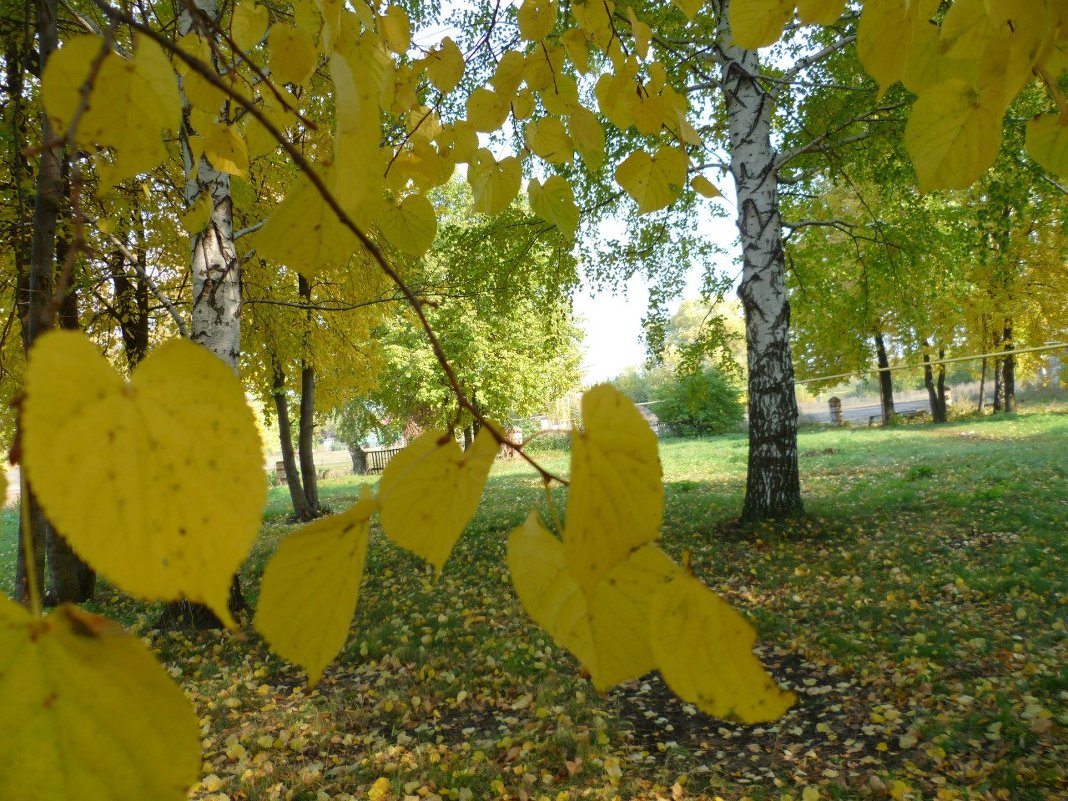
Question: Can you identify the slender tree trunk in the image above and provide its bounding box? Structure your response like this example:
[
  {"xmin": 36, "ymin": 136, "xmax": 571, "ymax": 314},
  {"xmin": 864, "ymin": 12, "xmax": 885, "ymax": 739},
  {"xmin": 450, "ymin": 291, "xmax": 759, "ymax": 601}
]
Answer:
[
  {"xmin": 160, "ymin": 0, "xmax": 247, "ymax": 628},
  {"xmin": 15, "ymin": 0, "xmax": 60, "ymax": 607},
  {"xmin": 718, "ymin": 1, "xmax": 802, "ymax": 520},
  {"xmin": 273, "ymin": 364, "xmax": 312, "ymax": 520},
  {"xmin": 1002, "ymin": 322, "xmax": 1016, "ymax": 413},
  {"xmin": 978, "ymin": 357, "xmax": 987, "ymax": 413},
  {"xmin": 462, "ymin": 425, "xmax": 474, "ymax": 450},
  {"xmin": 993, "ymin": 358, "xmax": 1004, "ymax": 412},
  {"xmin": 923, "ymin": 349, "xmax": 939, "ymax": 419},
  {"xmin": 297, "ymin": 274, "xmax": 319, "ymax": 516},
  {"xmin": 874, "ymin": 330, "xmax": 895, "ymax": 424},
  {"xmin": 934, "ymin": 348, "xmax": 948, "ymax": 423}
]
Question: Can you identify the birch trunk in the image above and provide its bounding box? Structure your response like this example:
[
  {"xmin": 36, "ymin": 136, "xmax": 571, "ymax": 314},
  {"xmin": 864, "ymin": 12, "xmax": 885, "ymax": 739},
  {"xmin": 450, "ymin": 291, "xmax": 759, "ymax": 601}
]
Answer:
[
  {"xmin": 160, "ymin": 0, "xmax": 246, "ymax": 627},
  {"xmin": 718, "ymin": 1, "xmax": 802, "ymax": 520}
]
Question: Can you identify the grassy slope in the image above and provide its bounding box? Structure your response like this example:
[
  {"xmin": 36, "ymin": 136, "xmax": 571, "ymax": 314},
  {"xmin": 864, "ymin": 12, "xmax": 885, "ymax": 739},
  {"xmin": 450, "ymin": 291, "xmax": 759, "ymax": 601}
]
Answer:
[{"xmin": 2, "ymin": 411, "xmax": 1065, "ymax": 801}]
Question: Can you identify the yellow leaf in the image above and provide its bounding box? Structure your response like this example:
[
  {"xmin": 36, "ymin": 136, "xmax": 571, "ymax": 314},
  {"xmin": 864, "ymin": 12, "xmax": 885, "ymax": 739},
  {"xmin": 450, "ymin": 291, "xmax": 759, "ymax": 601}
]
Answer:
[
  {"xmin": 202, "ymin": 122, "xmax": 249, "ymax": 176},
  {"xmin": 672, "ymin": 0, "xmax": 702, "ymax": 20},
  {"xmin": 562, "ymin": 28, "xmax": 590, "ymax": 73},
  {"xmin": 650, "ymin": 571, "xmax": 795, "ymax": 723},
  {"xmin": 857, "ymin": 0, "xmax": 939, "ymax": 96},
  {"xmin": 512, "ymin": 87, "xmax": 536, "ymax": 120},
  {"xmin": 729, "ymin": 0, "xmax": 790, "ymax": 49},
  {"xmin": 904, "ymin": 79, "xmax": 1003, "ymax": 191},
  {"xmin": 269, "ymin": 24, "xmax": 317, "ymax": 85},
  {"xmin": 378, "ymin": 426, "xmax": 499, "ymax": 572},
  {"xmin": 0, "ymin": 599, "xmax": 200, "ymax": 801},
  {"xmin": 690, "ymin": 175, "xmax": 722, "ymax": 198},
  {"xmin": 469, "ymin": 150, "xmax": 522, "ymax": 215},
  {"xmin": 43, "ymin": 35, "xmax": 180, "ymax": 188},
  {"xmin": 466, "ymin": 87, "xmax": 511, "ymax": 132},
  {"xmin": 518, "ymin": 0, "xmax": 556, "ymax": 42},
  {"xmin": 22, "ymin": 333, "xmax": 266, "ymax": 626},
  {"xmin": 524, "ymin": 45, "xmax": 565, "ymax": 91},
  {"xmin": 509, "ymin": 515, "xmax": 678, "ymax": 691},
  {"xmin": 254, "ymin": 489, "xmax": 377, "ymax": 687},
  {"xmin": 253, "ymin": 172, "xmax": 358, "ymax": 277},
  {"xmin": 622, "ymin": 91, "xmax": 667, "ymax": 136},
  {"xmin": 231, "ymin": 2, "xmax": 270, "ymax": 53},
  {"xmin": 368, "ymin": 776, "xmax": 392, "ymax": 801},
  {"xmin": 426, "ymin": 37, "xmax": 465, "ymax": 94},
  {"xmin": 569, "ymin": 105, "xmax": 605, "ymax": 171},
  {"xmin": 180, "ymin": 193, "xmax": 213, "ymax": 235},
  {"xmin": 614, "ymin": 146, "xmax": 688, "ymax": 214},
  {"xmin": 525, "ymin": 117, "xmax": 573, "ymax": 164},
  {"xmin": 492, "ymin": 51, "xmax": 527, "ymax": 95},
  {"xmin": 1026, "ymin": 114, "xmax": 1068, "ymax": 177},
  {"xmin": 796, "ymin": 0, "xmax": 845, "ymax": 25},
  {"xmin": 377, "ymin": 193, "xmax": 438, "ymax": 256},
  {"xmin": 379, "ymin": 5, "xmax": 411, "ymax": 54},
  {"xmin": 801, "ymin": 786, "xmax": 821, "ymax": 801},
  {"xmin": 529, "ymin": 176, "xmax": 579, "ymax": 237},
  {"xmin": 564, "ymin": 384, "xmax": 663, "ymax": 593}
]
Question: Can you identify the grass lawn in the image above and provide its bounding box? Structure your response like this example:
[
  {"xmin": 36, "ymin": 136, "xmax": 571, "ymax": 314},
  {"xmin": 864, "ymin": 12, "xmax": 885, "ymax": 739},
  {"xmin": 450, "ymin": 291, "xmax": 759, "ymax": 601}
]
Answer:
[{"xmin": 2, "ymin": 410, "xmax": 1066, "ymax": 801}]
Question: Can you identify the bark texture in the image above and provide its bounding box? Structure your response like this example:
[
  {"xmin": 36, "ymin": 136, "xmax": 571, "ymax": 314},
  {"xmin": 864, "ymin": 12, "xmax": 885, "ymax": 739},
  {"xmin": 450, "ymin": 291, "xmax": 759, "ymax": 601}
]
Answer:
[
  {"xmin": 719, "ymin": 1, "xmax": 802, "ymax": 520},
  {"xmin": 273, "ymin": 365, "xmax": 313, "ymax": 520},
  {"xmin": 1001, "ymin": 324, "xmax": 1016, "ymax": 413},
  {"xmin": 874, "ymin": 331, "xmax": 895, "ymax": 424},
  {"xmin": 160, "ymin": 0, "xmax": 247, "ymax": 627},
  {"xmin": 296, "ymin": 274, "xmax": 319, "ymax": 517}
]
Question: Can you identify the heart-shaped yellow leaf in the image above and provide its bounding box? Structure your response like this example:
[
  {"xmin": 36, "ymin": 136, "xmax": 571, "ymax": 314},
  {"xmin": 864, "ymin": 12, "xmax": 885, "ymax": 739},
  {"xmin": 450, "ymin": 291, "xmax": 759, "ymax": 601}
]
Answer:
[
  {"xmin": 564, "ymin": 383, "xmax": 663, "ymax": 593},
  {"xmin": 231, "ymin": 1, "xmax": 269, "ymax": 53},
  {"xmin": 905, "ymin": 79, "xmax": 1003, "ymax": 191},
  {"xmin": 22, "ymin": 332, "xmax": 266, "ymax": 626},
  {"xmin": 509, "ymin": 514, "xmax": 678, "ymax": 691},
  {"xmin": 379, "ymin": 426, "xmax": 499, "ymax": 571},
  {"xmin": 650, "ymin": 570, "xmax": 796, "ymax": 723},
  {"xmin": 255, "ymin": 488, "xmax": 377, "ymax": 686},
  {"xmin": 0, "ymin": 598, "xmax": 200, "ymax": 801}
]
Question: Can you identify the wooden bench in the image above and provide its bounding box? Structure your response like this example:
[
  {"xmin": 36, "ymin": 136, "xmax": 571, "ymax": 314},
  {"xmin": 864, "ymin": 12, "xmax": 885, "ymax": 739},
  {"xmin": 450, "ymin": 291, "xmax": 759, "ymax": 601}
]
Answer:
[{"xmin": 363, "ymin": 446, "xmax": 403, "ymax": 474}]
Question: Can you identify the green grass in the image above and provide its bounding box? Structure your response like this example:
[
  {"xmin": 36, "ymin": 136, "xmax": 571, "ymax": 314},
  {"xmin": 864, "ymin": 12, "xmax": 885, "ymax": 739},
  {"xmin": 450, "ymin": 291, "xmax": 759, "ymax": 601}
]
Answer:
[{"xmin": 3, "ymin": 410, "xmax": 1066, "ymax": 800}]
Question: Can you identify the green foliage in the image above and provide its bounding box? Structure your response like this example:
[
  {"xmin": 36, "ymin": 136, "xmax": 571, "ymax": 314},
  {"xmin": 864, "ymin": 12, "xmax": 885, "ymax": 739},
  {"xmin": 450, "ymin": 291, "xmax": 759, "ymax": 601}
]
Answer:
[{"xmin": 655, "ymin": 367, "xmax": 744, "ymax": 437}]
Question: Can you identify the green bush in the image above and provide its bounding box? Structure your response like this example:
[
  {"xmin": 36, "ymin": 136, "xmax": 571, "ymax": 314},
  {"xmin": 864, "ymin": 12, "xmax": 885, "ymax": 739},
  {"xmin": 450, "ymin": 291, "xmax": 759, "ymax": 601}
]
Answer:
[{"xmin": 656, "ymin": 367, "xmax": 745, "ymax": 437}]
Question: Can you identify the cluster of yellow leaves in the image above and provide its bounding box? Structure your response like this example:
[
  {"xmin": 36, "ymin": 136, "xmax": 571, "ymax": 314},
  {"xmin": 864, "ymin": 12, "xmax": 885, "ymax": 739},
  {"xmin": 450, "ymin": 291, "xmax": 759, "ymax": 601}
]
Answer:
[
  {"xmin": 1, "ymin": 331, "xmax": 265, "ymax": 801},
  {"xmin": 2, "ymin": 333, "xmax": 794, "ymax": 801},
  {"xmin": 507, "ymin": 385, "xmax": 795, "ymax": 723},
  {"xmin": 857, "ymin": 1, "xmax": 1068, "ymax": 190},
  {"xmin": 733, "ymin": 1, "xmax": 1068, "ymax": 191},
  {"xmin": 40, "ymin": 0, "xmax": 724, "ymax": 275}
]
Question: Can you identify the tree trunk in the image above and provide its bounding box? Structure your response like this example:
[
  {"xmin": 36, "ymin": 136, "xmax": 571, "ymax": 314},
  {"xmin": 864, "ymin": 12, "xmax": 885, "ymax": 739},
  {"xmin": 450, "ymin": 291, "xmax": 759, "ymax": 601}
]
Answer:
[
  {"xmin": 297, "ymin": 274, "xmax": 319, "ymax": 516},
  {"xmin": 1001, "ymin": 323, "xmax": 1016, "ymax": 413},
  {"xmin": 993, "ymin": 358, "xmax": 1004, "ymax": 412},
  {"xmin": 15, "ymin": 0, "xmax": 60, "ymax": 608},
  {"xmin": 934, "ymin": 348, "xmax": 948, "ymax": 423},
  {"xmin": 45, "ymin": 175, "xmax": 96, "ymax": 605},
  {"xmin": 273, "ymin": 364, "xmax": 313, "ymax": 520},
  {"xmin": 349, "ymin": 444, "xmax": 367, "ymax": 475},
  {"xmin": 978, "ymin": 357, "xmax": 987, "ymax": 413},
  {"xmin": 874, "ymin": 330, "xmax": 895, "ymax": 424},
  {"xmin": 719, "ymin": 1, "xmax": 802, "ymax": 521},
  {"xmin": 159, "ymin": 0, "xmax": 247, "ymax": 628},
  {"xmin": 923, "ymin": 350, "xmax": 939, "ymax": 418},
  {"xmin": 462, "ymin": 425, "xmax": 474, "ymax": 450}
]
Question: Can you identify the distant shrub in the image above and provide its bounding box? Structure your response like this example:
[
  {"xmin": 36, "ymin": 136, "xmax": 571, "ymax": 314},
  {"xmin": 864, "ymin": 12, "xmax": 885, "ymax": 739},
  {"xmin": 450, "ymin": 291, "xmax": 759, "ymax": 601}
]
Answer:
[
  {"xmin": 656, "ymin": 368, "xmax": 745, "ymax": 437},
  {"xmin": 521, "ymin": 431, "xmax": 572, "ymax": 453}
]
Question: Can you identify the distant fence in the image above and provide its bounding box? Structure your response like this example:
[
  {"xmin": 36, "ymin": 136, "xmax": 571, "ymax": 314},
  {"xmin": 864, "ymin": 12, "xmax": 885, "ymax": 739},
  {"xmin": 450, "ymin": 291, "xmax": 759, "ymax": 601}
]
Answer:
[{"xmin": 362, "ymin": 446, "xmax": 404, "ymax": 474}]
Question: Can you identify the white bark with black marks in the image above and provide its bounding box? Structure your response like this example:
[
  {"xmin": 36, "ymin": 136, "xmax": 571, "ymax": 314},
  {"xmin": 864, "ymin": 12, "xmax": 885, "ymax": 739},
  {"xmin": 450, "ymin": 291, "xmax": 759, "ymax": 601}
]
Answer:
[{"xmin": 717, "ymin": 0, "xmax": 802, "ymax": 520}]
